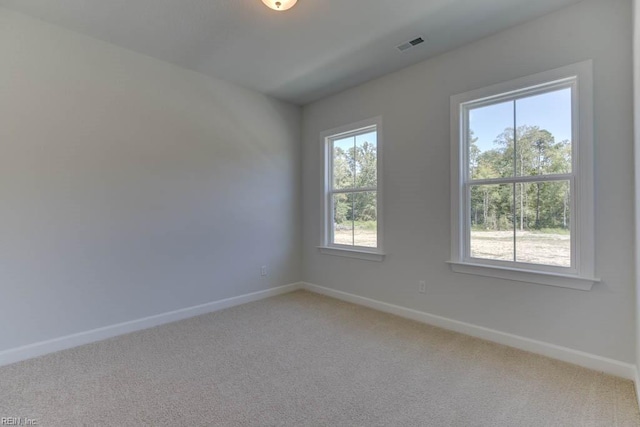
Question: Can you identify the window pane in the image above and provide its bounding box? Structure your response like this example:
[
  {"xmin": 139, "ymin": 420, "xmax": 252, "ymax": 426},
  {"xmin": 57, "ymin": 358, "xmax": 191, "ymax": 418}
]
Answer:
[
  {"xmin": 332, "ymin": 193, "xmax": 353, "ymax": 246},
  {"xmin": 333, "ymin": 136, "xmax": 355, "ymax": 190},
  {"xmin": 355, "ymin": 131, "xmax": 377, "ymax": 188},
  {"xmin": 468, "ymin": 101, "xmax": 515, "ymax": 180},
  {"xmin": 515, "ymin": 181, "xmax": 571, "ymax": 267},
  {"xmin": 516, "ymin": 88, "xmax": 572, "ymax": 177},
  {"xmin": 470, "ymin": 184, "xmax": 514, "ymax": 261},
  {"xmin": 353, "ymin": 191, "xmax": 377, "ymax": 248}
]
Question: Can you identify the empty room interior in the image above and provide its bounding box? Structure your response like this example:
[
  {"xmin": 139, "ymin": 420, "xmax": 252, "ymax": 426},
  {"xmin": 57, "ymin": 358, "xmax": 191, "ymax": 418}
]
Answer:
[{"xmin": 2, "ymin": 0, "xmax": 640, "ymax": 425}]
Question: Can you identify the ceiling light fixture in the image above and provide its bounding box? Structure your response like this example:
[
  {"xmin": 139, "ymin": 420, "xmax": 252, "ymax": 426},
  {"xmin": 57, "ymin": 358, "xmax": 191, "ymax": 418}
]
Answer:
[{"xmin": 261, "ymin": 0, "xmax": 298, "ymax": 11}]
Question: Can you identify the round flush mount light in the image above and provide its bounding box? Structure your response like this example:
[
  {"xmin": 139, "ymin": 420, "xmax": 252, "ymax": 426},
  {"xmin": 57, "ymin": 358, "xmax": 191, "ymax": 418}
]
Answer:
[{"xmin": 261, "ymin": 0, "xmax": 298, "ymax": 11}]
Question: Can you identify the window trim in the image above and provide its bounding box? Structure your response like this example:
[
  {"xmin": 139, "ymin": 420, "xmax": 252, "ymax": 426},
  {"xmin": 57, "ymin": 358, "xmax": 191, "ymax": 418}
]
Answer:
[
  {"xmin": 318, "ymin": 116, "xmax": 385, "ymax": 261},
  {"xmin": 449, "ymin": 61, "xmax": 599, "ymax": 290}
]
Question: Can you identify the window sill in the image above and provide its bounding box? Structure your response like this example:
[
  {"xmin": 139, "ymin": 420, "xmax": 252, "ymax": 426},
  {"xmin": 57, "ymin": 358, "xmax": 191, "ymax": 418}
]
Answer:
[
  {"xmin": 447, "ymin": 261, "xmax": 599, "ymax": 291},
  {"xmin": 317, "ymin": 246, "xmax": 385, "ymax": 262}
]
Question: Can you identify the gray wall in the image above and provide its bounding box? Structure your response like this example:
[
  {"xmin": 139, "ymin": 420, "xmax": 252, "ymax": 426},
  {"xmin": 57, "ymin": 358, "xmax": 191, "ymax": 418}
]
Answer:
[
  {"xmin": 302, "ymin": 0, "xmax": 635, "ymax": 363},
  {"xmin": 634, "ymin": 0, "xmax": 640, "ymax": 375},
  {"xmin": 0, "ymin": 7, "xmax": 301, "ymax": 351}
]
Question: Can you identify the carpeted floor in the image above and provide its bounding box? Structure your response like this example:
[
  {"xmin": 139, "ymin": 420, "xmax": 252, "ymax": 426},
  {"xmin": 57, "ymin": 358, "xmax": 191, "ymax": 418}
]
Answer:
[{"xmin": 1, "ymin": 290, "xmax": 639, "ymax": 426}]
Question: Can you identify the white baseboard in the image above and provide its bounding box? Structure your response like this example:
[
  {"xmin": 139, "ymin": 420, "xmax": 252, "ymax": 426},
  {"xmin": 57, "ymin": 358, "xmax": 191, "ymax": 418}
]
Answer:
[
  {"xmin": 301, "ymin": 282, "xmax": 636, "ymax": 380},
  {"xmin": 0, "ymin": 282, "xmax": 302, "ymax": 367},
  {"xmin": 635, "ymin": 367, "xmax": 640, "ymax": 410}
]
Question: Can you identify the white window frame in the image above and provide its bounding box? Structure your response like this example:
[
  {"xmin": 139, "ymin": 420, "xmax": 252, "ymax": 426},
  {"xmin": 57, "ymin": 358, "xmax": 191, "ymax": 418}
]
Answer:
[
  {"xmin": 318, "ymin": 116, "xmax": 385, "ymax": 262},
  {"xmin": 449, "ymin": 61, "xmax": 599, "ymax": 290}
]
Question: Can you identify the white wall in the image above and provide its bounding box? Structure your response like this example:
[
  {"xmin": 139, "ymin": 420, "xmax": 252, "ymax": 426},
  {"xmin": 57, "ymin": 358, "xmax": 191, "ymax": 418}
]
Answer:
[
  {"xmin": 303, "ymin": 0, "xmax": 635, "ymax": 363},
  {"xmin": 0, "ymin": 7, "xmax": 301, "ymax": 352}
]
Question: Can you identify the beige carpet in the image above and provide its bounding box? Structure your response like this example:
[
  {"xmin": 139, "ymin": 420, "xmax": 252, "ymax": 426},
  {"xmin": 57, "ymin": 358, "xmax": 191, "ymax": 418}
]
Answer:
[{"xmin": 1, "ymin": 290, "xmax": 639, "ymax": 426}]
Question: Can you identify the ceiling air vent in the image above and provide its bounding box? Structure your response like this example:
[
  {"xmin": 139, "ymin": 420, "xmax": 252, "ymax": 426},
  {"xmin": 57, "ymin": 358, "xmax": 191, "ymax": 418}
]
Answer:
[{"xmin": 397, "ymin": 36, "xmax": 426, "ymax": 52}]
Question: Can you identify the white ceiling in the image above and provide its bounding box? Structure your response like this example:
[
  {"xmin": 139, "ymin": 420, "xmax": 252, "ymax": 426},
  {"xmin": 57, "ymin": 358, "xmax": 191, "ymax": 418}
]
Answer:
[{"xmin": 0, "ymin": 0, "xmax": 583, "ymax": 105}]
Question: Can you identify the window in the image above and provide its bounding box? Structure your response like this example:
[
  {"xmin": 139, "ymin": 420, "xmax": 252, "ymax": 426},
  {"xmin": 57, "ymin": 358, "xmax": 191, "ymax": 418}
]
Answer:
[
  {"xmin": 319, "ymin": 117, "xmax": 384, "ymax": 261},
  {"xmin": 450, "ymin": 61, "xmax": 598, "ymax": 289}
]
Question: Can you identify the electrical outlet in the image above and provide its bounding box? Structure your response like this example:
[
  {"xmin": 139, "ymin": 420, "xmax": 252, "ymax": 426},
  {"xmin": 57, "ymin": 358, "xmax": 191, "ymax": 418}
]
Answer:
[
  {"xmin": 419, "ymin": 280, "xmax": 427, "ymax": 294},
  {"xmin": 261, "ymin": 266, "xmax": 268, "ymax": 277}
]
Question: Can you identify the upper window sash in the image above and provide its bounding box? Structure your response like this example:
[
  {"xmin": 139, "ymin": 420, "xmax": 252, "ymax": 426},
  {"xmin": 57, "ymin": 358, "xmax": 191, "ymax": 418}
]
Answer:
[
  {"xmin": 328, "ymin": 124, "xmax": 377, "ymax": 144},
  {"xmin": 461, "ymin": 79, "xmax": 577, "ymax": 185},
  {"xmin": 461, "ymin": 78, "xmax": 575, "ymax": 112},
  {"xmin": 327, "ymin": 125, "xmax": 378, "ymax": 194}
]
